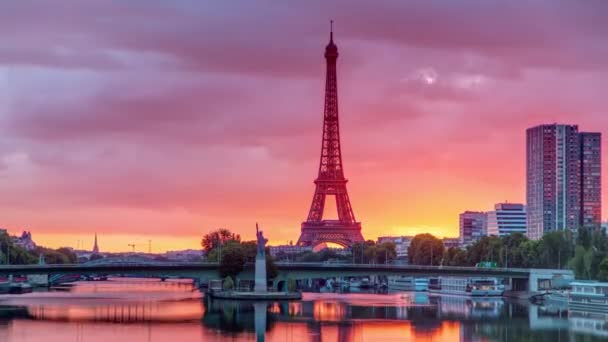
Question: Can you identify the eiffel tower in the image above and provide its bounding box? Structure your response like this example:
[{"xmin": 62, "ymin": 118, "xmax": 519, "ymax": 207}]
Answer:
[{"xmin": 297, "ymin": 23, "xmax": 364, "ymax": 248}]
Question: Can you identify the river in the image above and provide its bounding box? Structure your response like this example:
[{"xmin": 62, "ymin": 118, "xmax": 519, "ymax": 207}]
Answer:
[{"xmin": 0, "ymin": 278, "xmax": 604, "ymax": 341}]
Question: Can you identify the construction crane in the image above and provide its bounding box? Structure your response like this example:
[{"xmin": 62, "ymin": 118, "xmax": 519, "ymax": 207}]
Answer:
[{"xmin": 128, "ymin": 244, "xmax": 136, "ymax": 253}]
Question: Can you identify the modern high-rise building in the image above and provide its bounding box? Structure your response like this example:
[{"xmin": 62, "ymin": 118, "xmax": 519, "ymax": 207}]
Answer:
[
  {"xmin": 459, "ymin": 211, "xmax": 487, "ymax": 246},
  {"xmin": 526, "ymin": 124, "xmax": 601, "ymax": 240},
  {"xmin": 486, "ymin": 203, "xmax": 527, "ymax": 236},
  {"xmin": 580, "ymin": 132, "xmax": 602, "ymax": 230}
]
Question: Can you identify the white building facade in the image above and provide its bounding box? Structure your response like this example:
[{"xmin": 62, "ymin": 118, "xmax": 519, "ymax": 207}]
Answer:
[{"xmin": 486, "ymin": 203, "xmax": 527, "ymax": 237}]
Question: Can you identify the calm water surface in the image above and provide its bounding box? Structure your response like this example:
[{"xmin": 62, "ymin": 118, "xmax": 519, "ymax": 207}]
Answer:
[{"xmin": 0, "ymin": 278, "xmax": 605, "ymax": 341}]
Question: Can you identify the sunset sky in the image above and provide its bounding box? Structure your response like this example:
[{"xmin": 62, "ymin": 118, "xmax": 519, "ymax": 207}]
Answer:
[{"xmin": 1, "ymin": 1, "xmax": 608, "ymax": 252}]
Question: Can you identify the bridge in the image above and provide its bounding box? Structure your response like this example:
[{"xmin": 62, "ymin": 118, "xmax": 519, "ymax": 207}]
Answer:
[{"xmin": 0, "ymin": 260, "xmax": 573, "ymax": 294}]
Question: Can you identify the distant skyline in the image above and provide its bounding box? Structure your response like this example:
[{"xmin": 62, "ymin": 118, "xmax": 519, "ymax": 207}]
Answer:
[{"xmin": 1, "ymin": 1, "xmax": 608, "ymax": 252}]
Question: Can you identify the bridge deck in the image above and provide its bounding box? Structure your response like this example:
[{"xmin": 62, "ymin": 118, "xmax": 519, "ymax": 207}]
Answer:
[{"xmin": 0, "ymin": 262, "xmax": 571, "ymax": 279}]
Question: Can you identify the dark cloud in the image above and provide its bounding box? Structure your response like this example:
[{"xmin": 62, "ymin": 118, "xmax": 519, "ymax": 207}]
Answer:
[{"xmin": 0, "ymin": 0, "xmax": 607, "ymax": 240}]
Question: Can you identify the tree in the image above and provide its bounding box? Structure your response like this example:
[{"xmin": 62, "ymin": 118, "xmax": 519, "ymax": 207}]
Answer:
[
  {"xmin": 223, "ymin": 276, "xmax": 234, "ymax": 290},
  {"xmin": 201, "ymin": 228, "xmax": 240, "ymax": 254},
  {"xmin": 408, "ymin": 234, "xmax": 444, "ymax": 266},
  {"xmin": 351, "ymin": 242, "xmax": 367, "ymax": 264},
  {"xmin": 500, "ymin": 233, "xmax": 529, "ymax": 267},
  {"xmin": 569, "ymin": 245, "xmax": 587, "ymax": 279},
  {"xmin": 287, "ymin": 278, "xmax": 297, "ymax": 292},
  {"xmin": 519, "ymin": 240, "xmax": 540, "ymax": 268},
  {"xmin": 577, "ymin": 227, "xmax": 592, "ymax": 249},
  {"xmin": 376, "ymin": 242, "xmax": 397, "ymax": 264},
  {"xmin": 363, "ymin": 245, "xmax": 378, "ymax": 264},
  {"xmin": 266, "ymin": 253, "xmax": 278, "ymax": 280},
  {"xmin": 443, "ymin": 247, "xmax": 469, "ymax": 266},
  {"xmin": 56, "ymin": 247, "xmax": 77, "ymax": 264},
  {"xmin": 465, "ymin": 236, "xmax": 502, "ymax": 266},
  {"xmin": 539, "ymin": 231, "xmax": 571, "ymax": 268},
  {"xmin": 597, "ymin": 256, "xmax": 608, "ymax": 281},
  {"xmin": 219, "ymin": 242, "xmax": 246, "ymax": 279}
]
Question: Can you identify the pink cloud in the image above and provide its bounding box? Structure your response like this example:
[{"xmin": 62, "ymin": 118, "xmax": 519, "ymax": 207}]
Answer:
[{"xmin": 0, "ymin": 0, "xmax": 607, "ymax": 246}]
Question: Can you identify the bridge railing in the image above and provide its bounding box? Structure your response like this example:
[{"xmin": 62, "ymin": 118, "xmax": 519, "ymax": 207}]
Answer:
[{"xmin": 272, "ymin": 262, "xmax": 573, "ymax": 274}]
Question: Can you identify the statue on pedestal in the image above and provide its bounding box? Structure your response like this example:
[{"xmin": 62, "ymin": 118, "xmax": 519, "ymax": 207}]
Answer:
[
  {"xmin": 254, "ymin": 223, "xmax": 268, "ymax": 293},
  {"xmin": 256, "ymin": 223, "xmax": 268, "ymax": 258}
]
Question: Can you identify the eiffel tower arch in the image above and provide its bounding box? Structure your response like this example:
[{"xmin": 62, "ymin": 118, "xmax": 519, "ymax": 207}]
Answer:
[{"xmin": 297, "ymin": 24, "xmax": 364, "ymax": 248}]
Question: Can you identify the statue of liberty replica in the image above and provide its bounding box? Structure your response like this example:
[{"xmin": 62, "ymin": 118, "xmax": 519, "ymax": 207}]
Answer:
[{"xmin": 254, "ymin": 223, "xmax": 268, "ymax": 293}]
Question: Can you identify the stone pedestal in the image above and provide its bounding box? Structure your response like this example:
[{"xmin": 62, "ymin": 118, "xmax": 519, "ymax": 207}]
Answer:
[{"xmin": 254, "ymin": 254, "xmax": 267, "ymax": 293}]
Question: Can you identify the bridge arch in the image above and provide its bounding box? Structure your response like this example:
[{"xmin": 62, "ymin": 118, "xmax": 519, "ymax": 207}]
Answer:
[
  {"xmin": 276, "ymin": 280, "xmax": 286, "ymax": 292},
  {"xmin": 311, "ymin": 239, "xmax": 350, "ymax": 250}
]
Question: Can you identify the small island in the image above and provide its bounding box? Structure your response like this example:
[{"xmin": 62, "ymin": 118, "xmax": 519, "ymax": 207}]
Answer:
[{"xmin": 208, "ymin": 223, "xmax": 302, "ymax": 300}]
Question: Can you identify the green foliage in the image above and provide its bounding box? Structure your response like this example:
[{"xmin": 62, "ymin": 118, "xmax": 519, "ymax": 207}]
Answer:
[
  {"xmin": 577, "ymin": 227, "xmax": 592, "ymax": 249},
  {"xmin": 201, "ymin": 228, "xmax": 240, "ymax": 254},
  {"xmin": 35, "ymin": 247, "xmax": 78, "ymax": 264},
  {"xmin": 222, "ymin": 276, "xmax": 234, "ymax": 291},
  {"xmin": 0, "ymin": 231, "xmax": 82, "ymax": 265},
  {"xmin": 465, "ymin": 236, "xmax": 502, "ymax": 266},
  {"xmin": 296, "ymin": 248, "xmax": 350, "ymax": 263},
  {"xmin": 598, "ymin": 257, "xmax": 608, "ymax": 281},
  {"xmin": 443, "ymin": 247, "xmax": 468, "ymax": 266},
  {"xmin": 519, "ymin": 240, "xmax": 540, "ymax": 268},
  {"xmin": 569, "ymin": 245, "xmax": 587, "ymax": 279},
  {"xmin": 56, "ymin": 247, "xmax": 78, "ymax": 263},
  {"xmin": 351, "ymin": 240, "xmax": 375, "ymax": 264},
  {"xmin": 266, "ymin": 253, "xmax": 278, "ymax": 280},
  {"xmin": 287, "ymin": 278, "xmax": 297, "ymax": 292},
  {"xmin": 376, "ymin": 242, "xmax": 397, "ymax": 264},
  {"xmin": 408, "ymin": 234, "xmax": 444, "ymax": 265},
  {"xmin": 537, "ymin": 231, "xmax": 572, "ymax": 268},
  {"xmin": 219, "ymin": 242, "xmax": 246, "ymax": 279},
  {"xmin": 209, "ymin": 228, "xmax": 278, "ymax": 281},
  {"xmin": 443, "ymin": 231, "xmax": 572, "ymax": 269}
]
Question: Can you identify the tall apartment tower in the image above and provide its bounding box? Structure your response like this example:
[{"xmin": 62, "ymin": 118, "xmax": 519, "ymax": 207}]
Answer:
[
  {"xmin": 580, "ymin": 132, "xmax": 602, "ymax": 230},
  {"xmin": 526, "ymin": 124, "xmax": 601, "ymax": 240}
]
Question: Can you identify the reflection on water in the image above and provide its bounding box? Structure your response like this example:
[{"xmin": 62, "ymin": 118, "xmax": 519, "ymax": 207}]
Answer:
[{"xmin": 0, "ymin": 278, "xmax": 605, "ymax": 341}]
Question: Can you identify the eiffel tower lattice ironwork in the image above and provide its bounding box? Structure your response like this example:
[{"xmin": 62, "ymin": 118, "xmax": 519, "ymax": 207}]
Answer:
[{"xmin": 297, "ymin": 23, "xmax": 364, "ymax": 248}]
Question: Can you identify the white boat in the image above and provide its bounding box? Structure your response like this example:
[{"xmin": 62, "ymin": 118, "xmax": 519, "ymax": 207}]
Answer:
[
  {"xmin": 414, "ymin": 278, "xmax": 429, "ymax": 291},
  {"xmin": 9, "ymin": 282, "xmax": 33, "ymax": 294},
  {"xmin": 544, "ymin": 291, "xmax": 568, "ymax": 307},
  {"xmin": 359, "ymin": 277, "xmax": 373, "ymax": 289},
  {"xmin": 388, "ymin": 276, "xmax": 414, "ymax": 291},
  {"xmin": 333, "ymin": 279, "xmax": 349, "ymax": 290},
  {"xmin": 428, "ymin": 277, "xmax": 504, "ymax": 297},
  {"xmin": 568, "ymin": 281, "xmax": 608, "ymax": 313},
  {"xmin": 350, "ymin": 277, "xmax": 372, "ymax": 289}
]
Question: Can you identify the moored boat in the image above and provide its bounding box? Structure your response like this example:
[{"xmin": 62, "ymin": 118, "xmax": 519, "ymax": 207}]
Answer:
[
  {"xmin": 428, "ymin": 277, "xmax": 504, "ymax": 297},
  {"xmin": 568, "ymin": 281, "xmax": 608, "ymax": 313},
  {"xmin": 9, "ymin": 282, "xmax": 33, "ymax": 294},
  {"xmin": 414, "ymin": 278, "xmax": 429, "ymax": 291},
  {"xmin": 388, "ymin": 276, "xmax": 414, "ymax": 291}
]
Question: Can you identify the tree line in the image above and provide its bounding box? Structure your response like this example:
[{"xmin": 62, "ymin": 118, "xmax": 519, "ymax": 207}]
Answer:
[
  {"xmin": 201, "ymin": 228, "xmax": 277, "ymax": 282},
  {"xmin": 408, "ymin": 228, "xmax": 608, "ymax": 281},
  {"xmin": 0, "ymin": 231, "xmax": 78, "ymax": 265}
]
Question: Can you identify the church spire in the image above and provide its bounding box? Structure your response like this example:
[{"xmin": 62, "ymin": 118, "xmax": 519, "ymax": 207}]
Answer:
[{"xmin": 92, "ymin": 233, "xmax": 99, "ymax": 254}]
